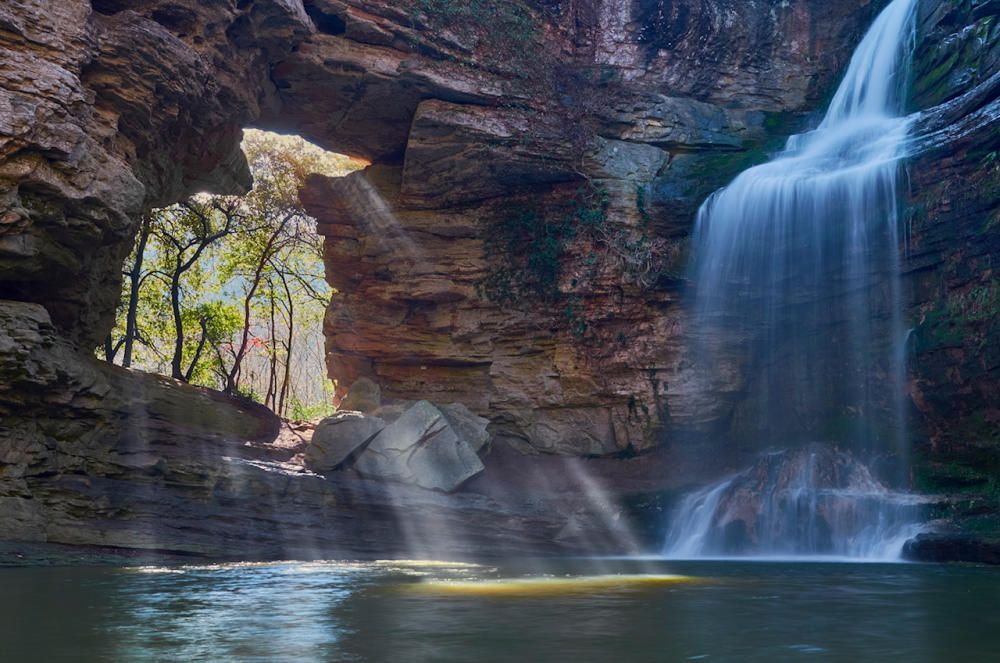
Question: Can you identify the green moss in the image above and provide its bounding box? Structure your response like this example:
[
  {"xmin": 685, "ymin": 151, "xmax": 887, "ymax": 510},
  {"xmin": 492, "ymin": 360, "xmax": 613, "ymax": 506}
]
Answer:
[
  {"xmin": 477, "ymin": 186, "xmax": 609, "ymax": 310},
  {"xmin": 913, "ymin": 47, "xmax": 961, "ymax": 104},
  {"xmin": 953, "ymin": 281, "xmax": 1000, "ymax": 322},
  {"xmin": 915, "ymin": 460, "xmax": 993, "ymax": 494},
  {"xmin": 984, "ymin": 212, "xmax": 1000, "ymax": 234},
  {"xmin": 636, "ymin": 185, "xmax": 651, "ymax": 227},
  {"xmin": 910, "ymin": 14, "xmax": 1000, "ymax": 108},
  {"xmin": 761, "ymin": 112, "xmax": 799, "ymax": 135},
  {"xmin": 478, "ymin": 183, "xmax": 677, "ymax": 337},
  {"xmin": 414, "ymin": 0, "xmax": 537, "ymax": 63},
  {"xmin": 913, "ymin": 281, "xmax": 1000, "ymax": 353}
]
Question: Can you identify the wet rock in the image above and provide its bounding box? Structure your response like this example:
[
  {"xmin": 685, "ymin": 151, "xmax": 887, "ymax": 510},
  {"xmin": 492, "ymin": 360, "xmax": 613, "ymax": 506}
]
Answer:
[
  {"xmin": 339, "ymin": 377, "xmax": 381, "ymax": 414},
  {"xmin": 304, "ymin": 411, "xmax": 386, "ymax": 473},
  {"xmin": 663, "ymin": 444, "xmax": 926, "ymax": 557},
  {"xmin": 354, "ymin": 401, "xmax": 485, "ymax": 492},
  {"xmin": 903, "ymin": 533, "xmax": 1000, "ymax": 565}
]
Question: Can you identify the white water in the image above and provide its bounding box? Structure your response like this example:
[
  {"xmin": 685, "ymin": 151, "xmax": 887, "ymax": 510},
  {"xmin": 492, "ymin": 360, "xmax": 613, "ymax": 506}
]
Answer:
[
  {"xmin": 665, "ymin": 0, "xmax": 924, "ymax": 559},
  {"xmin": 663, "ymin": 446, "xmax": 927, "ymax": 560}
]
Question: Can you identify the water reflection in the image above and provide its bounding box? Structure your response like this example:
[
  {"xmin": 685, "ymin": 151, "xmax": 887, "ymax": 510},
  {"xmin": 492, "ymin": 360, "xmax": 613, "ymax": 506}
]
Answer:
[{"xmin": 1, "ymin": 560, "xmax": 997, "ymax": 662}]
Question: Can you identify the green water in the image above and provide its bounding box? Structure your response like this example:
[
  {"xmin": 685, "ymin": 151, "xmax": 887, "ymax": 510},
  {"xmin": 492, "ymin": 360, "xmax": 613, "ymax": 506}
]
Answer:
[{"xmin": 0, "ymin": 559, "xmax": 997, "ymax": 662}]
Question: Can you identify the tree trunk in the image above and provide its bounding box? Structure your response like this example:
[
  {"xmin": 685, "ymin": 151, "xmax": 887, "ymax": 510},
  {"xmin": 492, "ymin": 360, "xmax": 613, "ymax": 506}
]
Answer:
[
  {"xmin": 226, "ymin": 213, "xmax": 293, "ymax": 393},
  {"xmin": 277, "ymin": 269, "xmax": 295, "ymax": 418},
  {"xmin": 123, "ymin": 215, "xmax": 151, "ymax": 368},
  {"xmin": 265, "ymin": 289, "xmax": 278, "ymax": 411},
  {"xmin": 169, "ymin": 267, "xmax": 185, "ymax": 381},
  {"xmin": 184, "ymin": 316, "xmax": 209, "ymax": 383}
]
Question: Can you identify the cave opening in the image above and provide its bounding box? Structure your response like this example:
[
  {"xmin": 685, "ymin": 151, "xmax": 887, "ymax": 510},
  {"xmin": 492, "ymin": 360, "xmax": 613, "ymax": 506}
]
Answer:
[{"xmin": 99, "ymin": 129, "xmax": 363, "ymax": 421}]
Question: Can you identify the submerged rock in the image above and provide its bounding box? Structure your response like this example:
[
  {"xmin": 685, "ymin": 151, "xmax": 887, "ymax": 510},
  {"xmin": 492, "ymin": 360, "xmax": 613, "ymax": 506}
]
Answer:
[
  {"xmin": 354, "ymin": 401, "xmax": 486, "ymax": 492},
  {"xmin": 304, "ymin": 412, "xmax": 386, "ymax": 473}
]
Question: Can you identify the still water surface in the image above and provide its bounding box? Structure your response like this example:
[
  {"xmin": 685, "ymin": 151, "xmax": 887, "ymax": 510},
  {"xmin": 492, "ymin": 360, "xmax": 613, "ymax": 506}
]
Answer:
[{"xmin": 1, "ymin": 559, "xmax": 997, "ymax": 662}]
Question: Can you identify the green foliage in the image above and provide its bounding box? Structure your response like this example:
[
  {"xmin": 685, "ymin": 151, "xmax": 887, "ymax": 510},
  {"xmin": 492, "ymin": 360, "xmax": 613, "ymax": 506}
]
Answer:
[
  {"xmin": 477, "ymin": 187, "xmax": 609, "ymax": 309},
  {"xmin": 104, "ymin": 130, "xmax": 359, "ymax": 417},
  {"xmin": 287, "ymin": 380, "xmax": 337, "ymax": 421},
  {"xmin": 951, "ymin": 281, "xmax": 1000, "ymax": 322},
  {"xmin": 477, "ymin": 185, "xmax": 680, "ymax": 338},
  {"xmin": 181, "ymin": 301, "xmax": 243, "ymax": 385},
  {"xmin": 913, "ymin": 279, "xmax": 1000, "ymax": 372},
  {"xmin": 415, "ymin": 0, "xmax": 537, "ymax": 58}
]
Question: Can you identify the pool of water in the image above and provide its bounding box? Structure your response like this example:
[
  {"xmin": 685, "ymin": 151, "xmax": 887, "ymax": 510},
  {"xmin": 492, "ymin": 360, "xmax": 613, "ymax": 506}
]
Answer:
[{"xmin": 1, "ymin": 558, "xmax": 997, "ymax": 661}]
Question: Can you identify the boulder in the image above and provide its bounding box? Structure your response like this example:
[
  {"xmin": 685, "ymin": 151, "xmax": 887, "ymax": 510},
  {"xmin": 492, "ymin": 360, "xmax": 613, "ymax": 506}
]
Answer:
[
  {"xmin": 354, "ymin": 401, "xmax": 485, "ymax": 492},
  {"xmin": 371, "ymin": 400, "xmax": 412, "ymax": 423},
  {"xmin": 439, "ymin": 402, "xmax": 492, "ymax": 454},
  {"xmin": 339, "ymin": 378, "xmax": 382, "ymax": 413},
  {"xmin": 304, "ymin": 412, "xmax": 386, "ymax": 473}
]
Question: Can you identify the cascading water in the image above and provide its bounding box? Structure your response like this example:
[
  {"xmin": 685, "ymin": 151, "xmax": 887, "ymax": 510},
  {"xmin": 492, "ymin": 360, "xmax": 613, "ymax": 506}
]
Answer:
[
  {"xmin": 663, "ymin": 0, "xmax": 926, "ymax": 559},
  {"xmin": 664, "ymin": 445, "xmax": 927, "ymax": 559}
]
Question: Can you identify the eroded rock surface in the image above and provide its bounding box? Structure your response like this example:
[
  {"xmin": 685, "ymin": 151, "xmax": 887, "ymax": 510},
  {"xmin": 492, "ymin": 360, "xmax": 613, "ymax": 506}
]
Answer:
[
  {"xmin": 304, "ymin": 411, "xmax": 385, "ymax": 472},
  {"xmin": 354, "ymin": 401, "xmax": 486, "ymax": 492}
]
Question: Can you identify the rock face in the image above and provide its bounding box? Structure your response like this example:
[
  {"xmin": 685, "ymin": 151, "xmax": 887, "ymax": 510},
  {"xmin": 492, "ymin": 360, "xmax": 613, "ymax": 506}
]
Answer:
[
  {"xmin": 0, "ymin": 0, "xmax": 998, "ymax": 559},
  {"xmin": 0, "ymin": 0, "xmax": 885, "ymax": 463},
  {"xmin": 297, "ymin": 0, "xmax": 888, "ymax": 456},
  {"xmin": 896, "ymin": 1, "xmax": 1000, "ymax": 542}
]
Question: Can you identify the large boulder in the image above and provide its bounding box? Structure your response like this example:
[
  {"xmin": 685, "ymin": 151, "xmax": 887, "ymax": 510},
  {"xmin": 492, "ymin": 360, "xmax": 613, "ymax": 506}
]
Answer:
[
  {"xmin": 354, "ymin": 400, "xmax": 485, "ymax": 492},
  {"xmin": 339, "ymin": 377, "xmax": 381, "ymax": 414},
  {"xmin": 439, "ymin": 402, "xmax": 492, "ymax": 454},
  {"xmin": 304, "ymin": 412, "xmax": 386, "ymax": 473}
]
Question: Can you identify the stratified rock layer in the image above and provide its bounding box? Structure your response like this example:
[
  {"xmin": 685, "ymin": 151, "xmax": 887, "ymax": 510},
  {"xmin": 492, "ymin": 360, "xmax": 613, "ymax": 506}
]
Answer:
[{"xmin": 296, "ymin": 0, "xmax": 891, "ymax": 454}]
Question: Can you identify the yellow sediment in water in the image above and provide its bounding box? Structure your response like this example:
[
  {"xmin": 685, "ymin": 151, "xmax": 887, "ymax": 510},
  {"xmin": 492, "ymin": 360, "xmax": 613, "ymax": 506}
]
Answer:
[{"xmin": 410, "ymin": 574, "xmax": 696, "ymax": 597}]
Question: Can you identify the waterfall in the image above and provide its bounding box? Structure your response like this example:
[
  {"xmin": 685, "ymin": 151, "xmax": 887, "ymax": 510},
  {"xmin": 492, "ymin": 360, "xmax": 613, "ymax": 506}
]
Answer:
[
  {"xmin": 664, "ymin": 0, "xmax": 925, "ymax": 559},
  {"xmin": 663, "ymin": 445, "xmax": 927, "ymax": 559}
]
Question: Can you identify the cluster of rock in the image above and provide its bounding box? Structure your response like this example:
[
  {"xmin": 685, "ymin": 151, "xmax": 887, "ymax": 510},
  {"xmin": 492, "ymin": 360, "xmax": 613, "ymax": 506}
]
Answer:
[{"xmin": 304, "ymin": 379, "xmax": 491, "ymax": 492}]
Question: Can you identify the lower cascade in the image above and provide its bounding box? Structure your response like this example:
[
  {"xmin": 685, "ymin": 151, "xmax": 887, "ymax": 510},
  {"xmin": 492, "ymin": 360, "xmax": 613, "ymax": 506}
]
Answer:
[
  {"xmin": 667, "ymin": 0, "xmax": 926, "ymax": 559},
  {"xmin": 663, "ymin": 444, "xmax": 927, "ymax": 559}
]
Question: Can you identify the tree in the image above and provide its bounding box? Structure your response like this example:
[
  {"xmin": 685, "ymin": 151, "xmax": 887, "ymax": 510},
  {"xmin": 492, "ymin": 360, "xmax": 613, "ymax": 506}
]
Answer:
[
  {"xmin": 153, "ymin": 199, "xmax": 240, "ymax": 381},
  {"xmin": 218, "ymin": 130, "xmax": 343, "ymax": 401},
  {"xmin": 101, "ymin": 129, "xmax": 358, "ymax": 417},
  {"xmin": 104, "ymin": 214, "xmax": 152, "ymax": 367}
]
